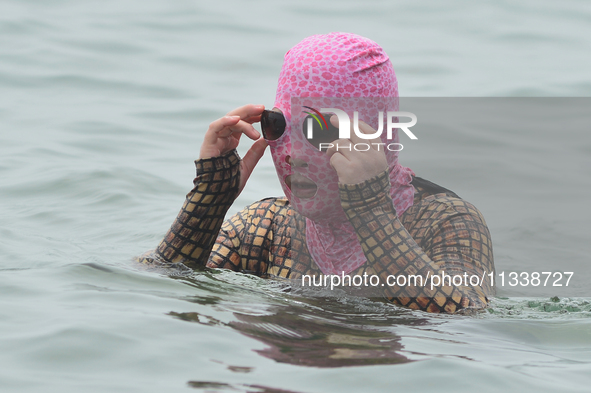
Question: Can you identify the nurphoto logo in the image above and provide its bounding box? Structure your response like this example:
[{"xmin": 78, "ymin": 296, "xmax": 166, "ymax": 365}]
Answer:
[{"xmin": 303, "ymin": 107, "xmax": 418, "ymax": 152}]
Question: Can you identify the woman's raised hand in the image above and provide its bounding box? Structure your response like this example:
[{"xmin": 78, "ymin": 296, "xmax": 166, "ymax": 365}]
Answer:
[
  {"xmin": 199, "ymin": 104, "xmax": 268, "ymax": 194},
  {"xmin": 325, "ymin": 116, "xmax": 388, "ymax": 185}
]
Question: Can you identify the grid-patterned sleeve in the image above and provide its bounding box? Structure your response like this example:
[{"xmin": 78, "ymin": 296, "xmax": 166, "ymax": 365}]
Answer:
[
  {"xmin": 137, "ymin": 150, "xmax": 241, "ymax": 270},
  {"xmin": 206, "ymin": 197, "xmax": 292, "ymax": 276},
  {"xmin": 340, "ymin": 171, "xmax": 495, "ymax": 314}
]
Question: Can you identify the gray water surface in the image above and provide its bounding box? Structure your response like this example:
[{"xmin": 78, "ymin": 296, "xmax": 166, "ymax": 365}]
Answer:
[{"xmin": 2, "ymin": 1, "xmax": 591, "ymax": 392}]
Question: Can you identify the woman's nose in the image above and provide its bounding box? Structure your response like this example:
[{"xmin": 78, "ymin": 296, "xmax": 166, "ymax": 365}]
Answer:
[{"xmin": 285, "ymin": 155, "xmax": 308, "ymax": 168}]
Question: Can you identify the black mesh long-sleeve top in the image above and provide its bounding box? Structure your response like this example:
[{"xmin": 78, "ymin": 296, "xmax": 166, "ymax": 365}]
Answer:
[{"xmin": 138, "ymin": 150, "xmax": 495, "ymax": 313}]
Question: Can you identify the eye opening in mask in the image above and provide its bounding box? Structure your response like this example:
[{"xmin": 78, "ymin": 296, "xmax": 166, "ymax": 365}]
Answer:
[{"xmin": 301, "ymin": 113, "xmax": 340, "ymax": 152}]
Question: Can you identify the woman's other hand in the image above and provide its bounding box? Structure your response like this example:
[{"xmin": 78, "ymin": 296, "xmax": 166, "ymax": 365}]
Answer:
[{"xmin": 325, "ymin": 116, "xmax": 388, "ymax": 185}]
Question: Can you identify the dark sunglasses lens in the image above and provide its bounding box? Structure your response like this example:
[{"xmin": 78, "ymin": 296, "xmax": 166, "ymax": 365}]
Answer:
[{"xmin": 261, "ymin": 110, "xmax": 286, "ymax": 141}]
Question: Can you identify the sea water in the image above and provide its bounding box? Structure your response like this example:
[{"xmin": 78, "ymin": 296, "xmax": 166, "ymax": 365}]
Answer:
[{"xmin": 1, "ymin": 1, "xmax": 591, "ymax": 392}]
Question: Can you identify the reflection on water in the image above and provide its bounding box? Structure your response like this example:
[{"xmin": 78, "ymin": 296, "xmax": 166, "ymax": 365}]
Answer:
[
  {"xmin": 187, "ymin": 380, "xmax": 303, "ymax": 393},
  {"xmin": 170, "ymin": 301, "xmax": 415, "ymax": 368}
]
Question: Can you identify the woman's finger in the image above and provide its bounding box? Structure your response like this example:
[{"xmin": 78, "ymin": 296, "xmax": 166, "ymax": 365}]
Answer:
[
  {"xmin": 240, "ymin": 138, "xmax": 268, "ymax": 189},
  {"xmin": 243, "ymin": 114, "xmax": 262, "ymax": 124},
  {"xmin": 226, "ymin": 104, "xmax": 265, "ymax": 120},
  {"xmin": 325, "ymin": 138, "xmax": 353, "ymax": 161},
  {"xmin": 216, "ymin": 119, "xmax": 260, "ymax": 140},
  {"xmin": 357, "ymin": 120, "xmax": 383, "ymax": 147},
  {"xmin": 329, "ymin": 151, "xmax": 350, "ymax": 173},
  {"xmin": 203, "ymin": 115, "xmax": 241, "ymax": 146},
  {"xmin": 349, "ymin": 119, "xmax": 382, "ymax": 147}
]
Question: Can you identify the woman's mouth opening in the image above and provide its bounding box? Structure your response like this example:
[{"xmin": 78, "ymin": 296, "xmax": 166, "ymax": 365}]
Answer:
[{"xmin": 285, "ymin": 173, "xmax": 318, "ymax": 199}]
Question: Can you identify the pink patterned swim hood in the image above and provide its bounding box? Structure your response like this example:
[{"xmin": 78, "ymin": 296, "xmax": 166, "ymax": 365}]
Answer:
[{"xmin": 268, "ymin": 32, "xmax": 415, "ymax": 275}]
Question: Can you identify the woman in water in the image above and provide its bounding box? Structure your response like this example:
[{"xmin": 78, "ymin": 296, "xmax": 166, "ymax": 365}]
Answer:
[{"xmin": 138, "ymin": 32, "xmax": 495, "ymax": 313}]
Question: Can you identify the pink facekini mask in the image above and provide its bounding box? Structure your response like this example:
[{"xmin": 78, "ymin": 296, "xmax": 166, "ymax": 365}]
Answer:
[{"xmin": 267, "ymin": 32, "xmax": 415, "ymax": 275}]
